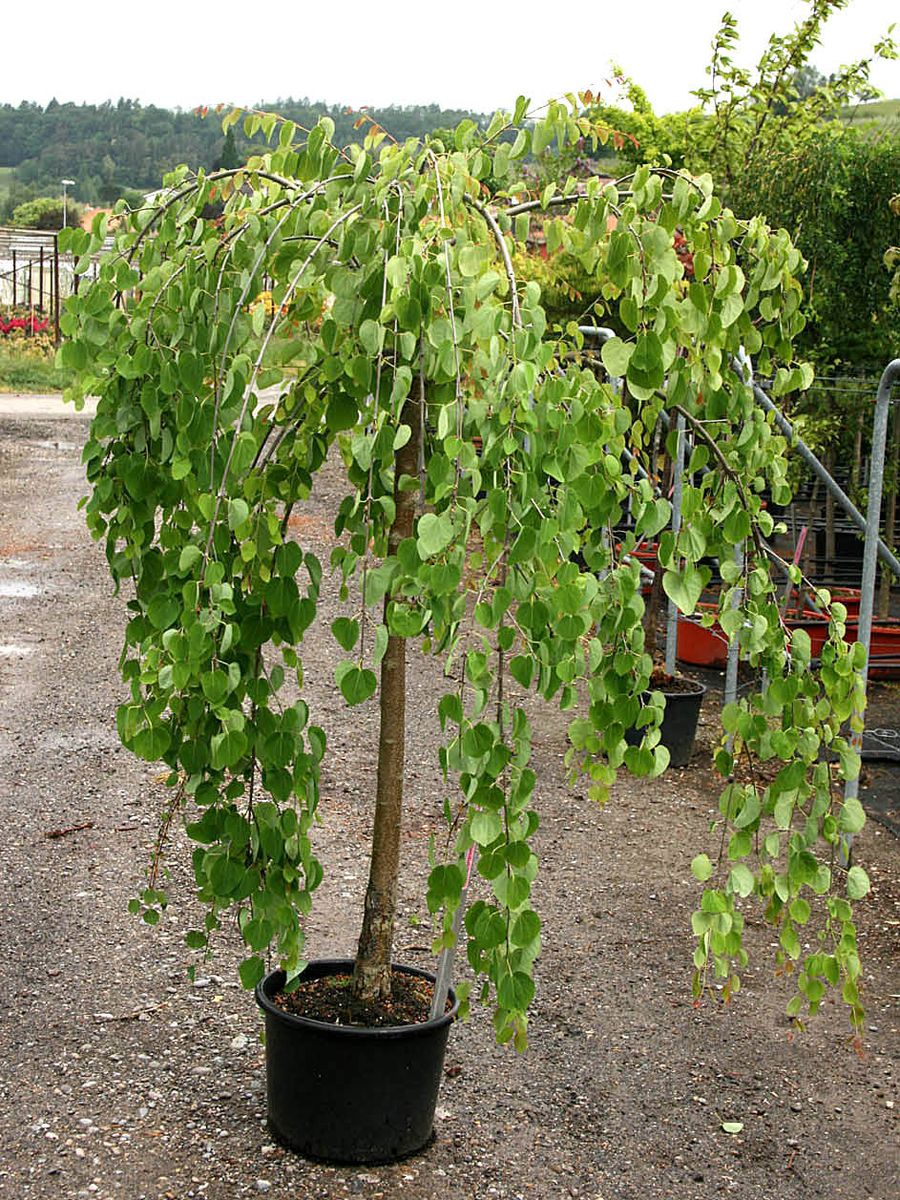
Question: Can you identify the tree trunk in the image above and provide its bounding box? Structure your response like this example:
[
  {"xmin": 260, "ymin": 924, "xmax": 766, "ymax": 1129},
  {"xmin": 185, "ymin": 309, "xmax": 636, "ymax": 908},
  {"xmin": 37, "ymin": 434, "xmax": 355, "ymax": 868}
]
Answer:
[{"xmin": 352, "ymin": 380, "xmax": 423, "ymax": 1003}]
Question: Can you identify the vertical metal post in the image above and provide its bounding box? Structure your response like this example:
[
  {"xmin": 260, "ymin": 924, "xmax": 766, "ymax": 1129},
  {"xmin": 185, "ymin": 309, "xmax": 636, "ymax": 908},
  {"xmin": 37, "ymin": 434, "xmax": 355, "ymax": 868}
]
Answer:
[
  {"xmin": 665, "ymin": 413, "xmax": 686, "ymax": 675},
  {"xmin": 39, "ymin": 246, "xmax": 44, "ymax": 312},
  {"xmin": 844, "ymin": 360, "xmax": 900, "ymax": 828},
  {"xmin": 53, "ymin": 236, "xmax": 61, "ymax": 345},
  {"xmin": 12, "ymin": 249, "xmax": 16, "ymax": 307},
  {"xmin": 725, "ymin": 543, "xmax": 744, "ymax": 710}
]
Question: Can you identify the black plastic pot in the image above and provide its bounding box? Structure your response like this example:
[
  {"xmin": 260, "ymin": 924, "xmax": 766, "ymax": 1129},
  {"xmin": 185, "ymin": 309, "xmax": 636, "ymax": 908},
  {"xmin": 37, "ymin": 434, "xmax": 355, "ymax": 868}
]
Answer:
[
  {"xmin": 626, "ymin": 678, "xmax": 706, "ymax": 768},
  {"xmin": 255, "ymin": 960, "xmax": 458, "ymax": 1164}
]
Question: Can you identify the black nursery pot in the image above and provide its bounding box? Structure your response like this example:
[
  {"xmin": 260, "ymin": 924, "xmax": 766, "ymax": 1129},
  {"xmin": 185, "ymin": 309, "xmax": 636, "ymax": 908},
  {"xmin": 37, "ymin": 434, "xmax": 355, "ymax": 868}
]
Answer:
[
  {"xmin": 255, "ymin": 960, "xmax": 458, "ymax": 1164},
  {"xmin": 626, "ymin": 679, "xmax": 706, "ymax": 769}
]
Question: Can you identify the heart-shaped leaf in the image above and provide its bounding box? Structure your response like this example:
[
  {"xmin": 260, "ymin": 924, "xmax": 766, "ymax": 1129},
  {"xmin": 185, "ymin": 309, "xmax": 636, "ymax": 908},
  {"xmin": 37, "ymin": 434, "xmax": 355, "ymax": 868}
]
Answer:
[{"xmin": 416, "ymin": 512, "xmax": 454, "ymax": 559}]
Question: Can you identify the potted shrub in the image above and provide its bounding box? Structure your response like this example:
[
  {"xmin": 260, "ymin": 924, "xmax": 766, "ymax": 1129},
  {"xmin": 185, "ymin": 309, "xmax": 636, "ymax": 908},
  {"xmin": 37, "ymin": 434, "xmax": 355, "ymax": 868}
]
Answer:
[{"xmin": 59, "ymin": 99, "xmax": 872, "ymax": 1162}]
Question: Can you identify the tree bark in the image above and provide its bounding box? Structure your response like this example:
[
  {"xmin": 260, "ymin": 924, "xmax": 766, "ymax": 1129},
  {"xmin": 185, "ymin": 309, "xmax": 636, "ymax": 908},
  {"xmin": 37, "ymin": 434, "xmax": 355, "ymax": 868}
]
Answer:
[{"xmin": 352, "ymin": 380, "xmax": 423, "ymax": 1002}]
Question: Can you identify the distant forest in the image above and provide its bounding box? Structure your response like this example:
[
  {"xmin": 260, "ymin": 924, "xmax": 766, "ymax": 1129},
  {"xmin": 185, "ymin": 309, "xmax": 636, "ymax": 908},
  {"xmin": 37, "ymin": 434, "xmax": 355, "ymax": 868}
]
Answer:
[{"xmin": 0, "ymin": 97, "xmax": 490, "ymax": 208}]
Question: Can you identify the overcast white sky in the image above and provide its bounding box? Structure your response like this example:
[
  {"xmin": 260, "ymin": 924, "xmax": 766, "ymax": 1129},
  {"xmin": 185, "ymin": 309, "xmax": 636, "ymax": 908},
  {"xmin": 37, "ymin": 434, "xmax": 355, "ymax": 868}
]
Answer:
[{"xmin": 4, "ymin": 0, "xmax": 897, "ymax": 115}]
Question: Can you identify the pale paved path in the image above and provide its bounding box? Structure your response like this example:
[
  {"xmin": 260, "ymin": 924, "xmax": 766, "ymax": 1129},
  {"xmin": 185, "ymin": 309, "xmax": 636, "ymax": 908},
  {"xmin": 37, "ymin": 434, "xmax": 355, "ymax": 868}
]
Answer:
[
  {"xmin": 0, "ymin": 386, "xmax": 290, "ymax": 419},
  {"xmin": 0, "ymin": 392, "xmax": 97, "ymax": 418}
]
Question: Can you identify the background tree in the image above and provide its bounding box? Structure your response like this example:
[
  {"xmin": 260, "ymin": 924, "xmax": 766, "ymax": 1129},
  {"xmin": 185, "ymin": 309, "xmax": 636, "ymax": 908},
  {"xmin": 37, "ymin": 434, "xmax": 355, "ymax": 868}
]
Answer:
[
  {"xmin": 215, "ymin": 126, "xmax": 241, "ymax": 170},
  {"xmin": 10, "ymin": 194, "xmax": 84, "ymax": 229},
  {"xmin": 686, "ymin": 0, "xmax": 896, "ymax": 193}
]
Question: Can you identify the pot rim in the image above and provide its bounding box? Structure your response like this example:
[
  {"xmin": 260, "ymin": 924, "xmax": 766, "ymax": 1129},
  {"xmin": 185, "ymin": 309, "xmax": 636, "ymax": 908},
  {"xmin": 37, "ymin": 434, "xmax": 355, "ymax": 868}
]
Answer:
[
  {"xmin": 255, "ymin": 959, "xmax": 459, "ymax": 1039},
  {"xmin": 650, "ymin": 677, "xmax": 707, "ymax": 697}
]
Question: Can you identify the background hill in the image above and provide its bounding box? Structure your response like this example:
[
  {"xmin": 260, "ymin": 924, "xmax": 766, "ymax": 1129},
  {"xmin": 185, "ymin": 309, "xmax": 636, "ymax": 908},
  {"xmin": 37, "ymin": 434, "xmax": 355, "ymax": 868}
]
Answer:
[
  {"xmin": 0, "ymin": 98, "xmax": 489, "ymax": 215},
  {"xmin": 841, "ymin": 96, "xmax": 900, "ymax": 134}
]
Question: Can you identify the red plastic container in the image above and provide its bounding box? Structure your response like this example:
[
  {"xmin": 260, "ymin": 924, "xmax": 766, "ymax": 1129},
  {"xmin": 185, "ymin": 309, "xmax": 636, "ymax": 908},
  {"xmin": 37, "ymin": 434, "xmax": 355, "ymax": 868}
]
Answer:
[{"xmin": 676, "ymin": 604, "xmax": 727, "ymax": 668}]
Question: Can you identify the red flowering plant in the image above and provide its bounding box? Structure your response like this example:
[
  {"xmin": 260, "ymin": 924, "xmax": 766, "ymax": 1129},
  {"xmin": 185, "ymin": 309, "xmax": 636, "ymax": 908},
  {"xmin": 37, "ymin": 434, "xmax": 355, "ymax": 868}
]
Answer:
[{"xmin": 0, "ymin": 306, "xmax": 51, "ymax": 337}]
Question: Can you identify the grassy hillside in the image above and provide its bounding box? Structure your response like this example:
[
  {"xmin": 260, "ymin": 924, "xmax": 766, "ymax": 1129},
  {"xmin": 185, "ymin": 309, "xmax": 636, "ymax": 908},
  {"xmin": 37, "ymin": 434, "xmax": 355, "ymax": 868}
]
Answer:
[{"xmin": 841, "ymin": 96, "xmax": 900, "ymax": 132}]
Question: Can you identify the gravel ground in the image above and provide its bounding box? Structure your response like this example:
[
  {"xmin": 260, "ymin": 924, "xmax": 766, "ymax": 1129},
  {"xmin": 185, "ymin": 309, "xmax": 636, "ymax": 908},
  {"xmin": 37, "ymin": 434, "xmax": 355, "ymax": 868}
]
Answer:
[{"xmin": 0, "ymin": 400, "xmax": 897, "ymax": 1200}]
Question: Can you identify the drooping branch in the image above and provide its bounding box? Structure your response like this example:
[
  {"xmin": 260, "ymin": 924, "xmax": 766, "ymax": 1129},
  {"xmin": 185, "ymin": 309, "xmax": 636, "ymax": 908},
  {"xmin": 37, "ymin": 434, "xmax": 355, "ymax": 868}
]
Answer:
[
  {"xmin": 466, "ymin": 195, "xmax": 522, "ymax": 330},
  {"xmin": 122, "ymin": 167, "xmax": 307, "ymax": 266},
  {"xmin": 670, "ymin": 403, "xmax": 768, "ymax": 566},
  {"xmin": 201, "ymin": 202, "xmax": 364, "ymax": 574}
]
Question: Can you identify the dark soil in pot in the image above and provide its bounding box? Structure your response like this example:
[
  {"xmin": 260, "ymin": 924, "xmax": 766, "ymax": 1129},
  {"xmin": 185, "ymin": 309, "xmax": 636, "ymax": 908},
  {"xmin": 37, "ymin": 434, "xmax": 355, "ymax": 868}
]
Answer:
[{"xmin": 272, "ymin": 965, "xmax": 453, "ymax": 1026}]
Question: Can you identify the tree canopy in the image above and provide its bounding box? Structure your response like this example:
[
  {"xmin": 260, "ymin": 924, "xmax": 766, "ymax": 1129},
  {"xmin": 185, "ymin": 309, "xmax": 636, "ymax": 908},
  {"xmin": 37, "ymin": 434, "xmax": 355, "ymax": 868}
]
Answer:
[{"xmin": 61, "ymin": 99, "xmax": 871, "ymax": 1042}]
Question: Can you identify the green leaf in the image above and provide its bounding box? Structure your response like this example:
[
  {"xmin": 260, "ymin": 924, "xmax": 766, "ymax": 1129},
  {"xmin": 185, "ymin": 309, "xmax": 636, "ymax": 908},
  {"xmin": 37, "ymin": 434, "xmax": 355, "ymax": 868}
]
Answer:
[
  {"xmin": 789, "ymin": 897, "xmax": 810, "ymax": 925},
  {"xmin": 230, "ymin": 431, "xmax": 257, "ymax": 476},
  {"xmin": 416, "ymin": 512, "xmax": 454, "ymax": 559},
  {"xmin": 728, "ymin": 863, "xmax": 755, "ymax": 897},
  {"xmin": 326, "ymin": 393, "xmax": 358, "ymax": 432},
  {"xmin": 600, "ymin": 337, "xmax": 633, "ymax": 377},
  {"xmin": 626, "ymin": 331, "xmax": 665, "ymax": 393},
  {"xmin": 691, "ymin": 854, "xmax": 713, "ymax": 882},
  {"xmin": 267, "ymin": 715, "xmax": 301, "ymax": 764},
  {"xmin": 470, "ymin": 810, "xmax": 503, "ymax": 846},
  {"xmin": 510, "ymin": 909, "xmax": 541, "ymax": 948},
  {"xmin": 497, "ymin": 970, "xmax": 535, "ymax": 1013},
  {"xmin": 458, "ymin": 245, "xmax": 483, "ymax": 277},
  {"xmin": 838, "ymin": 797, "xmax": 866, "ymax": 834},
  {"xmin": 509, "ymin": 655, "xmax": 534, "ymax": 689},
  {"xmin": 147, "ymin": 594, "xmax": 180, "ymax": 631},
  {"xmin": 373, "ymin": 623, "xmax": 389, "ymax": 667},
  {"xmin": 359, "ymin": 319, "xmax": 384, "ymax": 357},
  {"xmin": 331, "ymin": 617, "xmax": 360, "ymax": 652},
  {"xmin": 132, "ymin": 724, "xmax": 171, "ymax": 762},
  {"xmin": 663, "ymin": 563, "xmax": 709, "ymax": 616},
  {"xmin": 437, "ymin": 695, "xmax": 462, "ymax": 731},
  {"xmin": 335, "ymin": 662, "xmax": 377, "ymax": 706},
  {"xmin": 201, "ymin": 670, "xmax": 230, "ymax": 706},
  {"xmin": 427, "ymin": 864, "xmax": 464, "ymax": 913},
  {"xmin": 532, "ymin": 119, "xmax": 554, "ymax": 156},
  {"xmin": 393, "ymin": 424, "xmax": 412, "ymax": 452},
  {"xmin": 210, "ymin": 727, "xmax": 248, "ymax": 770},
  {"xmin": 721, "ymin": 1122, "xmax": 744, "ymax": 1135},
  {"xmin": 238, "ymin": 956, "xmax": 265, "ymax": 989},
  {"xmin": 636, "ymin": 498, "xmax": 671, "ymax": 539},
  {"xmin": 179, "ymin": 545, "xmax": 202, "ymax": 572},
  {"xmin": 228, "ymin": 498, "xmax": 250, "ymax": 531},
  {"xmin": 846, "ymin": 865, "xmax": 870, "ymax": 900}
]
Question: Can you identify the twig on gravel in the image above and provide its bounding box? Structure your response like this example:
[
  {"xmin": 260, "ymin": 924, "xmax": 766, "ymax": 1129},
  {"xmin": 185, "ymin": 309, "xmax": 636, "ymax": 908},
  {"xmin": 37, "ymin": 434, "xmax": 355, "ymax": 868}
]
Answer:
[{"xmin": 43, "ymin": 821, "xmax": 94, "ymax": 839}]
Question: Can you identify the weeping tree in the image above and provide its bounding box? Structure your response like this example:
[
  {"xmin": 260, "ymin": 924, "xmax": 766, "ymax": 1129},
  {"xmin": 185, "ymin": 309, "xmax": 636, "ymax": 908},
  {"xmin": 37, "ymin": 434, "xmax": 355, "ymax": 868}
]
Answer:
[{"xmin": 61, "ymin": 98, "xmax": 870, "ymax": 1047}]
